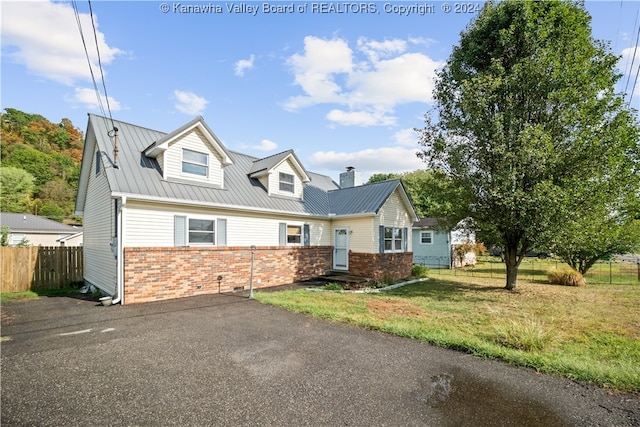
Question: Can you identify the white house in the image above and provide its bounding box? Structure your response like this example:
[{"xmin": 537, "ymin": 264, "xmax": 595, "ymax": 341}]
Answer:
[{"xmin": 75, "ymin": 115, "xmax": 418, "ymax": 304}]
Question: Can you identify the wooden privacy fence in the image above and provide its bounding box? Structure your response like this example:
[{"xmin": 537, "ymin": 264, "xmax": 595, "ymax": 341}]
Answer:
[{"xmin": 1, "ymin": 246, "xmax": 83, "ymax": 293}]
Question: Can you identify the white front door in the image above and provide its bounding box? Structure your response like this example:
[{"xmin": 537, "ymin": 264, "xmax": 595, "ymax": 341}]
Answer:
[{"xmin": 333, "ymin": 228, "xmax": 349, "ymax": 270}]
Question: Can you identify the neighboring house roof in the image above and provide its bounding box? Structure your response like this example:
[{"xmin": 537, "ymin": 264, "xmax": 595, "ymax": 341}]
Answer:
[
  {"xmin": 1, "ymin": 213, "xmax": 82, "ymax": 234},
  {"xmin": 413, "ymin": 218, "xmax": 446, "ymax": 228},
  {"xmin": 75, "ymin": 114, "xmax": 418, "ymax": 221}
]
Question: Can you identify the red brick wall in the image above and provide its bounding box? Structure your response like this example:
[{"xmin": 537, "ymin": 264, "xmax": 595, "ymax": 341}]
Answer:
[
  {"xmin": 123, "ymin": 246, "xmax": 332, "ymax": 304},
  {"xmin": 349, "ymin": 252, "xmax": 413, "ymax": 282}
]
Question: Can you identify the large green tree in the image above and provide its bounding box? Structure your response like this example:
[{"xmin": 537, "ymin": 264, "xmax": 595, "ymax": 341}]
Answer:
[
  {"xmin": 0, "ymin": 167, "xmax": 36, "ymax": 212},
  {"xmin": 417, "ymin": 0, "xmax": 640, "ymax": 290}
]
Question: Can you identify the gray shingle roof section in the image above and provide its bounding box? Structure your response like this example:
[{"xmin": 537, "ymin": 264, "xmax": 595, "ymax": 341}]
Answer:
[
  {"xmin": 1, "ymin": 213, "xmax": 81, "ymax": 233},
  {"xmin": 328, "ymin": 179, "xmax": 403, "ymax": 216},
  {"xmin": 86, "ymin": 114, "xmax": 415, "ymax": 219}
]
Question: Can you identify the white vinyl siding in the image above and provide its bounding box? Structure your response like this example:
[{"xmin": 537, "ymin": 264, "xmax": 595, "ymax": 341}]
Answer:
[
  {"xmin": 331, "ymin": 216, "xmax": 376, "ymax": 253},
  {"xmin": 375, "ymin": 188, "xmax": 413, "ymax": 252},
  {"xmin": 162, "ymin": 128, "xmax": 224, "ymax": 186},
  {"xmin": 82, "ymin": 147, "xmax": 117, "ymax": 295},
  {"xmin": 123, "ymin": 201, "xmax": 331, "ymax": 247},
  {"xmin": 268, "ymin": 159, "xmax": 303, "ymax": 198}
]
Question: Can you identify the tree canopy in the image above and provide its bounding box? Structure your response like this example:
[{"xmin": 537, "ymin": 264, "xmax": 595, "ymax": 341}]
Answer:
[
  {"xmin": 0, "ymin": 108, "xmax": 84, "ymax": 222},
  {"xmin": 417, "ymin": 0, "xmax": 640, "ymax": 289}
]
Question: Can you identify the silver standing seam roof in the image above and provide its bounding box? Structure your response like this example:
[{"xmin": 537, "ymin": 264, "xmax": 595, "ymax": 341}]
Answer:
[{"xmin": 76, "ymin": 114, "xmax": 417, "ymax": 219}]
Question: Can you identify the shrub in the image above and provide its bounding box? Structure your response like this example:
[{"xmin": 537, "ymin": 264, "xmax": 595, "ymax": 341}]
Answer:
[
  {"xmin": 547, "ymin": 268, "xmax": 586, "ymax": 287},
  {"xmin": 412, "ymin": 264, "xmax": 430, "ymax": 278},
  {"xmin": 322, "ymin": 282, "xmax": 344, "ymax": 291}
]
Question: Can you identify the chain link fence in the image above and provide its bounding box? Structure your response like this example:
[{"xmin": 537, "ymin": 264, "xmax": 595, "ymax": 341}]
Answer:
[{"xmin": 415, "ymin": 255, "xmax": 639, "ymax": 284}]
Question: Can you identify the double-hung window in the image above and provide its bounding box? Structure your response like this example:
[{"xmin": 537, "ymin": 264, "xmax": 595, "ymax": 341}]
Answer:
[
  {"xmin": 188, "ymin": 218, "xmax": 215, "ymax": 244},
  {"xmin": 279, "ymin": 172, "xmax": 294, "ymax": 193},
  {"xmin": 384, "ymin": 227, "xmax": 404, "ymax": 252},
  {"xmin": 182, "ymin": 149, "xmax": 208, "ymax": 177},
  {"xmin": 420, "ymin": 231, "xmax": 433, "ymax": 244},
  {"xmin": 287, "ymin": 225, "xmax": 302, "ymax": 244}
]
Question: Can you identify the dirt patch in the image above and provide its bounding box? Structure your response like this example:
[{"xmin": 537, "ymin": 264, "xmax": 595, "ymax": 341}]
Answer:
[{"xmin": 366, "ymin": 298, "xmax": 428, "ymax": 320}]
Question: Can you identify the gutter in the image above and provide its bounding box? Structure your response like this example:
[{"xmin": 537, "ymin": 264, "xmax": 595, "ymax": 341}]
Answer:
[{"xmin": 111, "ymin": 196, "xmax": 126, "ymax": 305}]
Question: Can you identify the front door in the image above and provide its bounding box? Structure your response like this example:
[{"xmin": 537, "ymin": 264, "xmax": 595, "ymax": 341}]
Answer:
[{"xmin": 333, "ymin": 228, "xmax": 349, "ymax": 270}]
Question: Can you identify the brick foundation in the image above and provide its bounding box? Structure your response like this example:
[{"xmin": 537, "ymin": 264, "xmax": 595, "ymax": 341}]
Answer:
[
  {"xmin": 349, "ymin": 252, "xmax": 413, "ymax": 282},
  {"xmin": 123, "ymin": 246, "xmax": 332, "ymax": 304}
]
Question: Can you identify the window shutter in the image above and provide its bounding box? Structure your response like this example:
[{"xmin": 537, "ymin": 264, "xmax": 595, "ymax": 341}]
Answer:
[
  {"xmin": 379, "ymin": 225, "xmax": 385, "ymax": 253},
  {"xmin": 403, "ymin": 227, "xmax": 408, "ymax": 252},
  {"xmin": 217, "ymin": 219, "xmax": 227, "ymax": 246},
  {"xmin": 279, "ymin": 223, "xmax": 287, "ymax": 246},
  {"xmin": 174, "ymin": 215, "xmax": 187, "ymax": 246},
  {"xmin": 303, "ymin": 224, "xmax": 310, "ymax": 246}
]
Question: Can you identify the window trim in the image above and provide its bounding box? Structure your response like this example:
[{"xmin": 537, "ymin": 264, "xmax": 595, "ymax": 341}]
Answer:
[
  {"xmin": 278, "ymin": 172, "xmax": 295, "ymax": 193},
  {"xmin": 383, "ymin": 226, "xmax": 406, "ymax": 253},
  {"xmin": 420, "ymin": 230, "xmax": 433, "ymax": 245},
  {"xmin": 286, "ymin": 224, "xmax": 302, "ymax": 245},
  {"xmin": 181, "ymin": 148, "xmax": 209, "ymax": 178},
  {"xmin": 187, "ymin": 217, "xmax": 215, "ymax": 245}
]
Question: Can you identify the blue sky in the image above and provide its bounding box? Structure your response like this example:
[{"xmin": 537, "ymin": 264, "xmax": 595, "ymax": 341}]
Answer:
[{"xmin": 2, "ymin": 0, "xmax": 639, "ymax": 182}]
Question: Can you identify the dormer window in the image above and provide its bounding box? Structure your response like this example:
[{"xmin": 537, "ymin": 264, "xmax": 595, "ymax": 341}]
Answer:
[
  {"xmin": 279, "ymin": 172, "xmax": 294, "ymax": 193},
  {"xmin": 182, "ymin": 149, "xmax": 208, "ymax": 177}
]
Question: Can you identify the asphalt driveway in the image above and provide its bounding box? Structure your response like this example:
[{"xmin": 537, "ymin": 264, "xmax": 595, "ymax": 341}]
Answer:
[{"xmin": 2, "ymin": 293, "xmax": 639, "ymax": 426}]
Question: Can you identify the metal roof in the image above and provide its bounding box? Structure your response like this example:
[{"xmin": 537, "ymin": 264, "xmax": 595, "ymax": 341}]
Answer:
[
  {"xmin": 1, "ymin": 213, "xmax": 82, "ymax": 234},
  {"xmin": 77, "ymin": 114, "xmax": 417, "ymax": 219},
  {"xmin": 328, "ymin": 179, "xmax": 405, "ymax": 216}
]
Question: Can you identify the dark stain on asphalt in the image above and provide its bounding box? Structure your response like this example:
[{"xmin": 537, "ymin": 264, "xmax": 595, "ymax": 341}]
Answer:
[{"xmin": 414, "ymin": 369, "xmax": 570, "ymax": 427}]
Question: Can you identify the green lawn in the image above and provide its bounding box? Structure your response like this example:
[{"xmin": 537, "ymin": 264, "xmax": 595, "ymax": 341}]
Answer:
[{"xmin": 255, "ymin": 271, "xmax": 640, "ymax": 392}]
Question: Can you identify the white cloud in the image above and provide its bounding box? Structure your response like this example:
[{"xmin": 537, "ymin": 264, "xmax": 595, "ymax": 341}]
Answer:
[
  {"xmin": 308, "ymin": 146, "xmax": 425, "ymax": 176},
  {"xmin": 393, "ymin": 128, "xmax": 420, "ymax": 147},
  {"xmin": 252, "ymin": 139, "xmax": 278, "ymax": 151},
  {"xmin": 173, "ymin": 90, "xmax": 208, "ymax": 115},
  {"xmin": 67, "ymin": 87, "xmax": 122, "ymax": 111},
  {"xmin": 284, "ymin": 35, "xmax": 444, "ymax": 126},
  {"xmin": 235, "ymin": 54, "xmax": 255, "ymax": 77},
  {"xmin": 284, "ymin": 36, "xmax": 354, "ymax": 110},
  {"xmin": 357, "ymin": 37, "xmax": 407, "ymax": 63},
  {"xmin": 1, "ymin": 1, "xmax": 123, "ymax": 85},
  {"xmin": 619, "ymin": 46, "xmax": 640, "ymax": 98},
  {"xmin": 326, "ymin": 109, "xmax": 396, "ymax": 127}
]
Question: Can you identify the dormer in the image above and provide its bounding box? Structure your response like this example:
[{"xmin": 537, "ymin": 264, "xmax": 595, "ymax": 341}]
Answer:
[
  {"xmin": 144, "ymin": 117, "xmax": 233, "ymax": 187},
  {"xmin": 248, "ymin": 150, "xmax": 310, "ymax": 199}
]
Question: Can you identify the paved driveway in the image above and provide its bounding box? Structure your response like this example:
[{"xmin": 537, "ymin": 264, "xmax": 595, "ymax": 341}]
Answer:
[{"xmin": 2, "ymin": 293, "xmax": 639, "ymax": 426}]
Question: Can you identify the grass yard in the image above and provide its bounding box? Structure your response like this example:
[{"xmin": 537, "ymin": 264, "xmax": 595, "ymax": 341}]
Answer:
[{"xmin": 255, "ymin": 272, "xmax": 640, "ymax": 392}]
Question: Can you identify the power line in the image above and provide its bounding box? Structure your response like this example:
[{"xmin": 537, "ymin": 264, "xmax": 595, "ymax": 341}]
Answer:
[{"xmin": 87, "ymin": 0, "xmax": 116, "ymax": 130}]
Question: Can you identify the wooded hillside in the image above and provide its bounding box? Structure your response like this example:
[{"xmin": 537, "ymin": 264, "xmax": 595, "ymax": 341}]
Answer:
[{"xmin": 0, "ymin": 108, "xmax": 84, "ymax": 223}]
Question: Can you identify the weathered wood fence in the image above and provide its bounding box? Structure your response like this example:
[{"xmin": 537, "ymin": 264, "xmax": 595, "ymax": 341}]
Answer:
[{"xmin": 1, "ymin": 246, "xmax": 83, "ymax": 293}]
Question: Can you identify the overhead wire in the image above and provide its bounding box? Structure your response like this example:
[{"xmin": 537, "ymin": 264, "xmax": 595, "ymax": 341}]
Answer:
[
  {"xmin": 71, "ymin": 0, "xmax": 114, "ymax": 136},
  {"xmin": 87, "ymin": 0, "xmax": 116, "ymax": 132}
]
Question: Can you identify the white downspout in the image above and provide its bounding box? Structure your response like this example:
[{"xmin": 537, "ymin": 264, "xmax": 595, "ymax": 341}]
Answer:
[{"xmin": 111, "ymin": 196, "xmax": 126, "ymax": 304}]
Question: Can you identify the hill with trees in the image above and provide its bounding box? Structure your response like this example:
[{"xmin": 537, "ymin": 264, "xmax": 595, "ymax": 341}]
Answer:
[{"xmin": 0, "ymin": 108, "xmax": 84, "ymax": 223}]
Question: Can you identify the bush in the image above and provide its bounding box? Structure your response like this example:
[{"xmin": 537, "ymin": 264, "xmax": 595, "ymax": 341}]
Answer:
[
  {"xmin": 547, "ymin": 268, "xmax": 586, "ymax": 287},
  {"xmin": 412, "ymin": 264, "xmax": 430, "ymax": 278},
  {"xmin": 322, "ymin": 282, "xmax": 344, "ymax": 291}
]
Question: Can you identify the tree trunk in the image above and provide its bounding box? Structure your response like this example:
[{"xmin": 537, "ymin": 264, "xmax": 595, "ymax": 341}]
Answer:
[{"xmin": 504, "ymin": 244, "xmax": 520, "ymax": 290}]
